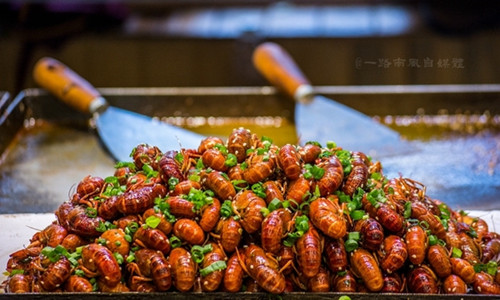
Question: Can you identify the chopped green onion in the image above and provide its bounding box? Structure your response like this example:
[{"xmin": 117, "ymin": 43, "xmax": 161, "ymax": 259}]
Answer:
[
  {"xmin": 200, "ymin": 260, "xmax": 227, "ymax": 277},
  {"xmin": 404, "ymin": 201, "xmax": 412, "ymax": 219},
  {"xmin": 350, "ymin": 210, "xmax": 366, "ymax": 221},
  {"xmin": 168, "ymin": 177, "xmax": 179, "ymax": 190},
  {"xmin": 174, "ymin": 152, "xmax": 184, "ymax": 164},
  {"xmin": 169, "ymin": 235, "xmax": 182, "ymax": 249},
  {"xmin": 145, "ymin": 215, "xmax": 161, "ymax": 229},
  {"xmin": 344, "ymin": 239, "xmax": 359, "ymax": 252},
  {"xmin": 220, "ymin": 200, "xmax": 234, "ymax": 218},
  {"xmin": 191, "ymin": 244, "xmax": 213, "ymax": 264},
  {"xmin": 452, "ymin": 247, "xmax": 463, "ymax": 258},
  {"xmin": 303, "ymin": 164, "xmax": 325, "ymax": 180},
  {"xmin": 268, "ymin": 198, "xmax": 282, "ymax": 212},
  {"xmin": 225, "ymin": 153, "xmax": 238, "ymax": 167},
  {"xmin": 260, "ymin": 207, "xmax": 270, "ymax": 217},
  {"xmin": 428, "ymin": 235, "xmax": 438, "ymax": 246},
  {"xmin": 85, "ymin": 207, "xmax": 97, "ymax": 218},
  {"xmin": 326, "ymin": 141, "xmax": 336, "ymax": 149},
  {"xmin": 348, "ymin": 231, "xmax": 360, "ymax": 241},
  {"xmin": 142, "ymin": 164, "xmax": 158, "ymax": 178},
  {"xmin": 251, "ymin": 183, "xmax": 266, "ymax": 199},
  {"xmin": 113, "ymin": 252, "xmax": 124, "ymax": 264},
  {"xmin": 214, "ymin": 143, "xmax": 228, "ymax": 155},
  {"xmin": 126, "ymin": 251, "xmax": 136, "ymax": 263}
]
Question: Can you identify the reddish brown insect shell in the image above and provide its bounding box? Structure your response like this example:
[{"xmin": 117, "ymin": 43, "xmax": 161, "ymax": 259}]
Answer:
[
  {"xmin": 405, "ymin": 225, "xmax": 428, "ymax": 265},
  {"xmin": 427, "ymin": 244, "xmax": 451, "ymax": 278},
  {"xmin": 443, "ymin": 274, "xmax": 467, "ymax": 294},
  {"xmin": 349, "ymin": 248, "xmax": 383, "ymax": 292},
  {"xmin": 379, "ymin": 235, "xmax": 407, "ymax": 274},
  {"xmin": 168, "ymin": 247, "xmax": 196, "ymax": 292},
  {"xmin": 309, "ymin": 197, "xmax": 346, "ymax": 239},
  {"xmin": 173, "ymin": 219, "xmax": 205, "ymax": 245},
  {"xmin": 223, "ymin": 251, "xmax": 245, "ymax": 293},
  {"xmin": 296, "ymin": 222, "xmax": 322, "ymax": 278},
  {"xmin": 278, "ymin": 144, "xmax": 301, "ymax": 180}
]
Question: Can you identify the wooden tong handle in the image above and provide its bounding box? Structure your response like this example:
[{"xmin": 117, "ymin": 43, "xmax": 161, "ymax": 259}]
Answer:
[
  {"xmin": 33, "ymin": 57, "xmax": 106, "ymax": 114},
  {"xmin": 252, "ymin": 42, "xmax": 313, "ymax": 103}
]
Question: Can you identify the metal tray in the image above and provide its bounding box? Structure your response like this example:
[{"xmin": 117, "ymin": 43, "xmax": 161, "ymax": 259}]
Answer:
[
  {"xmin": 1, "ymin": 85, "xmax": 500, "ymax": 214},
  {"xmin": 1, "ymin": 86, "xmax": 500, "ymax": 298}
]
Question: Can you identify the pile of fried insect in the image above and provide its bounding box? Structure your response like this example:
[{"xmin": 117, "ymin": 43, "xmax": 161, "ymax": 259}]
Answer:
[{"xmin": 3, "ymin": 128, "xmax": 500, "ymax": 294}]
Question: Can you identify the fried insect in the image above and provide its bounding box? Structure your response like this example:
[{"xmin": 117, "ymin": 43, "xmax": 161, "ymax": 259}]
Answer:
[
  {"xmin": 315, "ymin": 155, "xmax": 343, "ymax": 196},
  {"xmin": 342, "ymin": 153, "xmax": 368, "ymax": 196},
  {"xmin": 233, "ymin": 190, "xmax": 266, "ymax": 234},
  {"xmin": 7, "ymin": 274, "xmax": 31, "ymax": 293},
  {"xmin": 362, "ymin": 194, "xmax": 404, "ymax": 233},
  {"xmin": 171, "ymin": 180, "xmax": 201, "ymax": 196},
  {"xmin": 39, "ymin": 257, "xmax": 72, "ymax": 291},
  {"xmin": 333, "ymin": 270, "xmax": 357, "ymax": 293},
  {"xmin": 427, "ymin": 244, "xmax": 451, "ymax": 278},
  {"xmin": 286, "ymin": 176, "xmax": 312, "ymax": 206},
  {"xmin": 168, "ymin": 247, "xmax": 196, "ymax": 292},
  {"xmin": 309, "ymin": 197, "xmax": 346, "ymax": 239},
  {"xmin": 99, "ymin": 228, "xmax": 130, "ymax": 257},
  {"xmin": 296, "ymin": 223, "xmax": 322, "ymax": 278},
  {"xmin": 132, "ymin": 144, "xmax": 162, "ymax": 171},
  {"xmin": 227, "ymin": 128, "xmax": 252, "ymax": 163},
  {"xmin": 202, "ymin": 148, "xmax": 229, "ymax": 172},
  {"xmin": 218, "ymin": 217, "xmax": 242, "ymax": 253},
  {"xmin": 307, "ymin": 267, "xmax": 330, "ymax": 292},
  {"xmin": 244, "ymin": 244, "xmax": 286, "ymax": 294},
  {"xmin": 261, "ymin": 208, "xmax": 292, "ymax": 254},
  {"xmin": 482, "ymin": 238, "xmax": 500, "ymax": 263},
  {"xmin": 143, "ymin": 208, "xmax": 173, "ymax": 235},
  {"xmin": 223, "ymin": 251, "xmax": 245, "ymax": 292},
  {"xmin": 405, "ymin": 225, "xmax": 428, "ymax": 265},
  {"xmin": 134, "ymin": 249, "xmax": 172, "ymax": 291},
  {"xmin": 167, "ymin": 196, "xmax": 197, "ymax": 219},
  {"xmin": 57, "ymin": 202, "xmax": 104, "ymax": 238},
  {"xmin": 158, "ymin": 150, "xmax": 185, "ymax": 183},
  {"xmin": 172, "ymin": 219, "xmax": 205, "ymax": 246},
  {"xmin": 200, "ymin": 242, "xmax": 226, "ymax": 291},
  {"xmin": 299, "ymin": 143, "xmax": 321, "ymax": 164},
  {"xmin": 411, "ymin": 201, "xmax": 447, "ymax": 241},
  {"xmin": 278, "ymin": 144, "xmax": 301, "ymax": 180},
  {"xmin": 443, "ymin": 274, "xmax": 467, "ymax": 294},
  {"xmin": 378, "ymin": 235, "xmax": 407, "ymax": 274},
  {"xmin": 473, "ymin": 272, "xmax": 500, "ymax": 294},
  {"xmin": 262, "ymin": 180, "xmax": 284, "ymax": 204},
  {"xmin": 199, "ymin": 198, "xmax": 221, "ymax": 233},
  {"xmin": 202, "ymin": 170, "xmax": 236, "ymax": 200},
  {"xmin": 243, "ymin": 153, "xmax": 276, "ymax": 184},
  {"xmin": 354, "ymin": 218, "xmax": 384, "ymax": 251},
  {"xmin": 76, "ymin": 175, "xmax": 105, "ymax": 199},
  {"xmin": 97, "ymin": 195, "xmax": 120, "ymax": 220},
  {"xmin": 134, "ymin": 226, "xmax": 171, "ymax": 255},
  {"xmin": 117, "ymin": 184, "xmax": 167, "ymax": 215},
  {"xmin": 81, "ymin": 243, "xmax": 121, "ymax": 287},
  {"xmin": 324, "ymin": 238, "xmax": 348, "ymax": 272},
  {"xmin": 349, "ymin": 248, "xmax": 383, "ymax": 292},
  {"xmin": 450, "ymin": 257, "xmax": 475, "ymax": 284},
  {"xmin": 30, "ymin": 223, "xmax": 68, "ymax": 248},
  {"xmin": 407, "ymin": 266, "xmax": 438, "ymax": 294},
  {"xmin": 65, "ymin": 275, "xmax": 93, "ymax": 292},
  {"xmin": 381, "ymin": 273, "xmax": 404, "ymax": 293}
]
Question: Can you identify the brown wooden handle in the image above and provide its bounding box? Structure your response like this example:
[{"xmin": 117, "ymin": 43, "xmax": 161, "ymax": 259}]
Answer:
[
  {"xmin": 252, "ymin": 42, "xmax": 312, "ymax": 102},
  {"xmin": 33, "ymin": 57, "xmax": 105, "ymax": 114}
]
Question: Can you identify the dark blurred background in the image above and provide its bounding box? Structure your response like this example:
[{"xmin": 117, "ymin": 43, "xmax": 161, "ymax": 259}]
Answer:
[{"xmin": 1, "ymin": 0, "xmax": 499, "ymax": 95}]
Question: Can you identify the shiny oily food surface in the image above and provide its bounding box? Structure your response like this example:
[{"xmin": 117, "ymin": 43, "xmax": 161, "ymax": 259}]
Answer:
[{"xmin": 3, "ymin": 127, "xmax": 500, "ymax": 294}]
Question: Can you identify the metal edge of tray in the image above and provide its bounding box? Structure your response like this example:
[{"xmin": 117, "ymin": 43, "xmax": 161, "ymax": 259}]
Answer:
[{"xmin": 0, "ymin": 291, "xmax": 498, "ymax": 299}]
